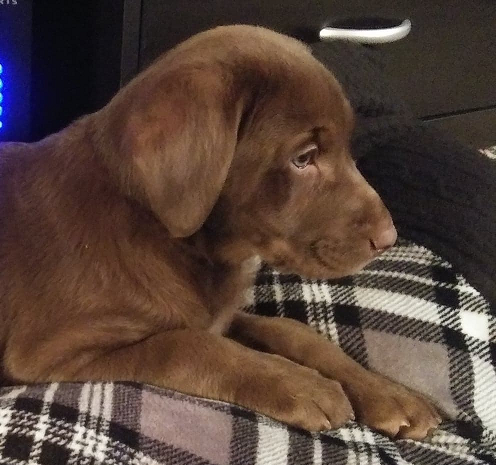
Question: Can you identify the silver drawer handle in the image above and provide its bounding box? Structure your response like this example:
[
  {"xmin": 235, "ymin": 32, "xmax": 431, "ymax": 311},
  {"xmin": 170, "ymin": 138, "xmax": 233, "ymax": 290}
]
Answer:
[{"xmin": 319, "ymin": 19, "xmax": 412, "ymax": 44}]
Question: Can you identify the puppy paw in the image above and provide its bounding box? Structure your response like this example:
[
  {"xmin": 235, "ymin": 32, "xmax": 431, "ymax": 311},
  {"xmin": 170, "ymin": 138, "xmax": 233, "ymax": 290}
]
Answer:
[
  {"xmin": 346, "ymin": 374, "xmax": 442, "ymax": 440},
  {"xmin": 236, "ymin": 356, "xmax": 355, "ymax": 432}
]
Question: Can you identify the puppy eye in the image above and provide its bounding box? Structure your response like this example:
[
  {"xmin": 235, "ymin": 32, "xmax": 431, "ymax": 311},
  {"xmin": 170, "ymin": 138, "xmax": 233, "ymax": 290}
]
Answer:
[{"xmin": 292, "ymin": 143, "xmax": 318, "ymax": 170}]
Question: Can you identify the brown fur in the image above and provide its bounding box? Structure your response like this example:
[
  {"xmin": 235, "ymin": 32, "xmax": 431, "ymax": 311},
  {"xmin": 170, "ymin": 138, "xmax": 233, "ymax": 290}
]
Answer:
[{"xmin": 0, "ymin": 25, "xmax": 440, "ymax": 439}]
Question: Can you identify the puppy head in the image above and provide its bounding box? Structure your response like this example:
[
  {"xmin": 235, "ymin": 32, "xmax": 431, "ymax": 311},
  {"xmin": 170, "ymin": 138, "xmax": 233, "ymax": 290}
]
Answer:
[{"xmin": 103, "ymin": 25, "xmax": 396, "ymax": 278}]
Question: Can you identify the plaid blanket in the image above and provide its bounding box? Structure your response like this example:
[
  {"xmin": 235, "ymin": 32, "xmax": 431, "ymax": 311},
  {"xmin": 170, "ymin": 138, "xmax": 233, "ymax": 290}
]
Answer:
[{"xmin": 1, "ymin": 236, "xmax": 495, "ymax": 464}]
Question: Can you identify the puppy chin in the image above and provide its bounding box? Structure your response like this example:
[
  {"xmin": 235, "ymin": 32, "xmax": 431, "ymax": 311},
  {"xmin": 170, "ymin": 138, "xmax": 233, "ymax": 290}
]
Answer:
[
  {"xmin": 330, "ymin": 257, "xmax": 377, "ymax": 279},
  {"xmin": 297, "ymin": 258, "xmax": 374, "ymax": 281}
]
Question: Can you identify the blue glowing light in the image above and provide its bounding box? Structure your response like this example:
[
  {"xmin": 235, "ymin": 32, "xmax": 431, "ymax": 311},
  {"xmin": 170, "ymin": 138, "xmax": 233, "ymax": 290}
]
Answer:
[{"xmin": 0, "ymin": 63, "xmax": 3, "ymax": 130}]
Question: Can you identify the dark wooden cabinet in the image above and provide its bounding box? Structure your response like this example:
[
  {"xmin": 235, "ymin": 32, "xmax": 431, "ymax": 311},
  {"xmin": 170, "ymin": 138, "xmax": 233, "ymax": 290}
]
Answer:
[
  {"xmin": 22, "ymin": 0, "xmax": 496, "ymax": 147},
  {"xmin": 121, "ymin": 0, "xmax": 496, "ymax": 147}
]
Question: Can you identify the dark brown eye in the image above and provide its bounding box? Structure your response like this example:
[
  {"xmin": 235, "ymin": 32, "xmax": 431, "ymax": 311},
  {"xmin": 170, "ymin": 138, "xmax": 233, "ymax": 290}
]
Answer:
[{"xmin": 292, "ymin": 143, "xmax": 318, "ymax": 169}]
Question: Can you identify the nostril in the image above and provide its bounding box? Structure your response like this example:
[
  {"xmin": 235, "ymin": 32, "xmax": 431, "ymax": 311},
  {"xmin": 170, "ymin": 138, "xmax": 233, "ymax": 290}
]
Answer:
[
  {"xmin": 370, "ymin": 240, "xmax": 391, "ymax": 253},
  {"xmin": 370, "ymin": 224, "xmax": 397, "ymax": 253}
]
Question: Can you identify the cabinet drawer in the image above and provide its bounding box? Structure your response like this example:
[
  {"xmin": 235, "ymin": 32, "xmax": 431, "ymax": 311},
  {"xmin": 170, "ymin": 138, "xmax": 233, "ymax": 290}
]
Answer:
[
  {"xmin": 134, "ymin": 0, "xmax": 496, "ymax": 118},
  {"xmin": 425, "ymin": 109, "xmax": 496, "ymax": 148}
]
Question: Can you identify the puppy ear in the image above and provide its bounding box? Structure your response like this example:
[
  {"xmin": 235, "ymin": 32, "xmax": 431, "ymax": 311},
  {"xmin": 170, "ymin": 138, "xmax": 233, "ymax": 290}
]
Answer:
[{"xmin": 112, "ymin": 65, "xmax": 246, "ymax": 237}]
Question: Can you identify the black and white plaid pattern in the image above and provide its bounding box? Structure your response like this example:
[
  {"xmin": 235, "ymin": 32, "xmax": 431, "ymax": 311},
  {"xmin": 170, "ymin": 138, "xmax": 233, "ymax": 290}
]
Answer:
[
  {"xmin": 0, "ymin": 378, "xmax": 494, "ymax": 465},
  {"xmin": 0, "ymin": 384, "xmax": 144, "ymax": 464},
  {"xmin": 248, "ymin": 237, "xmax": 495, "ymax": 435}
]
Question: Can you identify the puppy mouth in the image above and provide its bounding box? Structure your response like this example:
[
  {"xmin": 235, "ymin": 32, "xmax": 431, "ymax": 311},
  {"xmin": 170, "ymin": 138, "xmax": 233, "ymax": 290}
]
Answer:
[
  {"xmin": 256, "ymin": 237, "xmax": 372, "ymax": 279},
  {"xmin": 309, "ymin": 240, "xmax": 372, "ymax": 278}
]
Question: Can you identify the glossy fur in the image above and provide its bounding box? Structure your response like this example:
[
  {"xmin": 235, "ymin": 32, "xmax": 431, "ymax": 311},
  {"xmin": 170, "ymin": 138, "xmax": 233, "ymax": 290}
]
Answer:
[{"xmin": 0, "ymin": 26, "xmax": 440, "ymax": 439}]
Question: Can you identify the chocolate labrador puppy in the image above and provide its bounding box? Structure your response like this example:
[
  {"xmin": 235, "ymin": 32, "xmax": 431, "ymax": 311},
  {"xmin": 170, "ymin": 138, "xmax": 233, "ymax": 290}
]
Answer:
[{"xmin": 0, "ymin": 25, "xmax": 440, "ymax": 439}]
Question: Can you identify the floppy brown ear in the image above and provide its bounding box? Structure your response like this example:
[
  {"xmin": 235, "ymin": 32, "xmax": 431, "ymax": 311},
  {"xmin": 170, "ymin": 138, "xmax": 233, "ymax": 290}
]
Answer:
[{"xmin": 110, "ymin": 64, "xmax": 246, "ymax": 238}]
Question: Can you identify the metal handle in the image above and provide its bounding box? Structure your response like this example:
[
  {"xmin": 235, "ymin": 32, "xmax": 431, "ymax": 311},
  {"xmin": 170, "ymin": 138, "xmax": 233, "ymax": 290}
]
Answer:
[{"xmin": 319, "ymin": 19, "xmax": 411, "ymax": 44}]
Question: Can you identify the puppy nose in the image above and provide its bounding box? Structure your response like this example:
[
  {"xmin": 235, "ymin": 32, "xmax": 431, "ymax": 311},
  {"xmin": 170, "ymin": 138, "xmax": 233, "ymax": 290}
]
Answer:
[{"xmin": 370, "ymin": 223, "xmax": 397, "ymax": 253}]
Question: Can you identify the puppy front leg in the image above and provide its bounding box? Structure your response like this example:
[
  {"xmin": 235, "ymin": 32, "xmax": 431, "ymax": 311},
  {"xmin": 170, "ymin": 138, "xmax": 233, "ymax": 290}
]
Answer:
[
  {"xmin": 229, "ymin": 313, "xmax": 441, "ymax": 439},
  {"xmin": 7, "ymin": 329, "xmax": 353, "ymax": 432}
]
